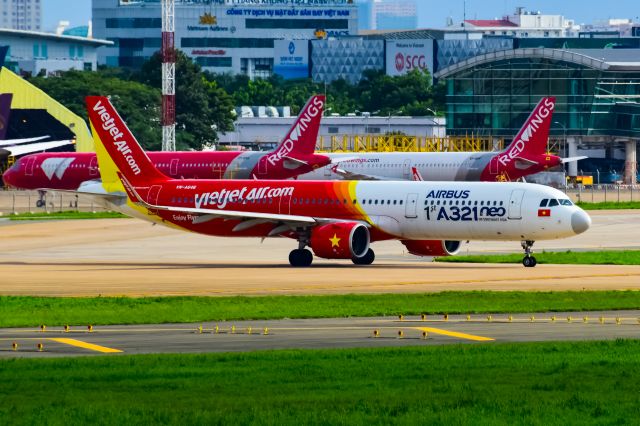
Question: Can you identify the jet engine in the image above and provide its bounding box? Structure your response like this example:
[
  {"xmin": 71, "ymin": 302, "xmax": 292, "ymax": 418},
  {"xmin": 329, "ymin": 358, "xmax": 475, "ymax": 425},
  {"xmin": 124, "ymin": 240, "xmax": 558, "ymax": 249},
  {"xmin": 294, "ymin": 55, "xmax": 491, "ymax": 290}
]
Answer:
[
  {"xmin": 310, "ymin": 222, "xmax": 370, "ymax": 259},
  {"xmin": 401, "ymin": 240, "xmax": 462, "ymax": 257}
]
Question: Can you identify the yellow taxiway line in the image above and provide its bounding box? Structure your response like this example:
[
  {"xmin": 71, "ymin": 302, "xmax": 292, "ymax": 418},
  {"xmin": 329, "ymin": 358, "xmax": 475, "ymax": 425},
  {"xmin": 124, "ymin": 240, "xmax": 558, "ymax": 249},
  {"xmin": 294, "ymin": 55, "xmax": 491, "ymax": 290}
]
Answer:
[
  {"xmin": 414, "ymin": 327, "xmax": 495, "ymax": 342},
  {"xmin": 48, "ymin": 338, "xmax": 122, "ymax": 353}
]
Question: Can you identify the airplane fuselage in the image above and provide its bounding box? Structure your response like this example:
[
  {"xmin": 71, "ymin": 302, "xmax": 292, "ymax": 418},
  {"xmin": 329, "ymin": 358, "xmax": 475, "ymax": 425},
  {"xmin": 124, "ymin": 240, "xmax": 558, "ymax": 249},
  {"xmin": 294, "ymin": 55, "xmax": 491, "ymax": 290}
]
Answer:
[
  {"xmin": 110, "ymin": 179, "xmax": 588, "ymax": 243},
  {"xmin": 3, "ymin": 150, "xmax": 328, "ymax": 189},
  {"xmin": 303, "ymin": 152, "xmax": 562, "ymax": 182}
]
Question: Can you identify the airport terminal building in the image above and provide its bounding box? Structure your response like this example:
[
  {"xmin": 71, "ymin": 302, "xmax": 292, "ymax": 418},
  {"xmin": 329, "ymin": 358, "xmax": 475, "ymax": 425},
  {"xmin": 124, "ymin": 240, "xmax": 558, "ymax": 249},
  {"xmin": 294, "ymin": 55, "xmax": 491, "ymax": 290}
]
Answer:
[{"xmin": 92, "ymin": 0, "xmax": 357, "ymax": 78}]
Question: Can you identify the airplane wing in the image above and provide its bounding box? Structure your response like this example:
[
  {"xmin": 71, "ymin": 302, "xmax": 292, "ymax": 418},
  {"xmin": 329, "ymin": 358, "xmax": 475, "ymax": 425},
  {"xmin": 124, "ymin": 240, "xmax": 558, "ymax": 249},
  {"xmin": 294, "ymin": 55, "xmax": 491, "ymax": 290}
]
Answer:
[
  {"xmin": 0, "ymin": 135, "xmax": 49, "ymax": 147},
  {"xmin": 329, "ymin": 165, "xmax": 395, "ymax": 181},
  {"xmin": 562, "ymin": 156, "xmax": 588, "ymax": 164}
]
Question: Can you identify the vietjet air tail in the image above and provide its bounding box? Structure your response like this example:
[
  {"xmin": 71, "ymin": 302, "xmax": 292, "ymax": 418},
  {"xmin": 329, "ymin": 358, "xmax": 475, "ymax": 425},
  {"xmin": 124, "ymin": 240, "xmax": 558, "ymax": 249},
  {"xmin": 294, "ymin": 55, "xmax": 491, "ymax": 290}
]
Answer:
[
  {"xmin": 2, "ymin": 95, "xmax": 328, "ymax": 190},
  {"xmin": 86, "ymin": 95, "xmax": 590, "ymax": 267},
  {"xmin": 304, "ymin": 97, "xmax": 585, "ymax": 182}
]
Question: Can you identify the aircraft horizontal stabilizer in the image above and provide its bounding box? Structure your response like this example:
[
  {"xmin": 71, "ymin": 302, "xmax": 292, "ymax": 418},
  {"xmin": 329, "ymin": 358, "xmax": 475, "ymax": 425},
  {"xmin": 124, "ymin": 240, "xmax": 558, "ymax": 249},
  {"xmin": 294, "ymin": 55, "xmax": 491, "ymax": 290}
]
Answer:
[{"xmin": 561, "ymin": 156, "xmax": 588, "ymax": 164}]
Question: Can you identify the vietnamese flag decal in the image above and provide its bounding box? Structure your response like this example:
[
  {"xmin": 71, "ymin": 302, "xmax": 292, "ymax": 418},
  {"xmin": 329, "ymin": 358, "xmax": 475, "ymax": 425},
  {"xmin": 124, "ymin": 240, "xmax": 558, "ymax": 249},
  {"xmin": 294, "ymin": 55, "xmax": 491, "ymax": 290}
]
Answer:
[{"xmin": 538, "ymin": 209, "xmax": 551, "ymax": 217}]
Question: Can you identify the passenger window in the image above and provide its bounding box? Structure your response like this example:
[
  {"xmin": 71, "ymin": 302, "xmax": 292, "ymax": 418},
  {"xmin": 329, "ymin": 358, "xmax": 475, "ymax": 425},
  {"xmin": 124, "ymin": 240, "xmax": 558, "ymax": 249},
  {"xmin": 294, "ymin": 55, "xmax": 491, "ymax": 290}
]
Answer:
[
  {"xmin": 374, "ymin": 200, "xmax": 378, "ymax": 205},
  {"xmin": 539, "ymin": 199, "xmax": 548, "ymax": 207},
  {"xmin": 393, "ymin": 200, "xmax": 397, "ymax": 205},
  {"xmin": 548, "ymin": 199, "xmax": 559, "ymax": 207}
]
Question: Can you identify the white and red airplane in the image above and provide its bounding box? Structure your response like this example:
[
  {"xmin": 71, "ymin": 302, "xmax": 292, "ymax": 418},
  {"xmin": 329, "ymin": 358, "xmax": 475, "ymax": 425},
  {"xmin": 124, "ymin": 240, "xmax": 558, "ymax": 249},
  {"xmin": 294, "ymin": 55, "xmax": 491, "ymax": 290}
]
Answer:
[
  {"xmin": 3, "ymin": 95, "xmax": 329, "ymax": 206},
  {"xmin": 83, "ymin": 96, "xmax": 590, "ymax": 267},
  {"xmin": 308, "ymin": 97, "xmax": 585, "ymax": 182}
]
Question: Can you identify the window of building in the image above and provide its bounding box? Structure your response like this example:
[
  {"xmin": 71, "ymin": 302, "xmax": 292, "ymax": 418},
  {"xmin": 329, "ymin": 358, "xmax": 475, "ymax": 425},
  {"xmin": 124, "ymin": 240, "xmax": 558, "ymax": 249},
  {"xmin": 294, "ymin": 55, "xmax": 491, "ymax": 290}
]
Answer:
[
  {"xmin": 181, "ymin": 38, "xmax": 274, "ymax": 49},
  {"xmin": 245, "ymin": 19, "xmax": 348, "ymax": 30},
  {"xmin": 328, "ymin": 126, "xmax": 339, "ymax": 134},
  {"xmin": 195, "ymin": 57, "xmax": 232, "ymax": 67},
  {"xmin": 106, "ymin": 18, "xmax": 161, "ymax": 29}
]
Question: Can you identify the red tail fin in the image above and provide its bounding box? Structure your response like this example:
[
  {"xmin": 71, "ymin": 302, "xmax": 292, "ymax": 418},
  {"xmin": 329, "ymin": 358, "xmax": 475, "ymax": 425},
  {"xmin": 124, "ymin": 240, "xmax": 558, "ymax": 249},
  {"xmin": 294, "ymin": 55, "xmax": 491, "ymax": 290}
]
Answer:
[
  {"xmin": 265, "ymin": 95, "xmax": 324, "ymax": 167},
  {"xmin": 496, "ymin": 97, "xmax": 555, "ymax": 166},
  {"xmin": 86, "ymin": 96, "xmax": 167, "ymax": 186}
]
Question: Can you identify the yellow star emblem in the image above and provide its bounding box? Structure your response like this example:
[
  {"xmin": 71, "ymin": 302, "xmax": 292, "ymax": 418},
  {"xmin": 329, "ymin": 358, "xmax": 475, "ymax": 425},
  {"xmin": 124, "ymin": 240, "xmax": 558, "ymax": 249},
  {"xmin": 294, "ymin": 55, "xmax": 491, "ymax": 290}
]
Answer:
[{"xmin": 329, "ymin": 233, "xmax": 341, "ymax": 248}]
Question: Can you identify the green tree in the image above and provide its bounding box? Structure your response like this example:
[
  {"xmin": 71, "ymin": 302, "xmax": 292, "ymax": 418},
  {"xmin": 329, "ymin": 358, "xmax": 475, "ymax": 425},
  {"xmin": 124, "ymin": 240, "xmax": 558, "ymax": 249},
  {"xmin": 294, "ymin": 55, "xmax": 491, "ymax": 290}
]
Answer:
[
  {"xmin": 136, "ymin": 50, "xmax": 234, "ymax": 149},
  {"xmin": 28, "ymin": 70, "xmax": 162, "ymax": 150}
]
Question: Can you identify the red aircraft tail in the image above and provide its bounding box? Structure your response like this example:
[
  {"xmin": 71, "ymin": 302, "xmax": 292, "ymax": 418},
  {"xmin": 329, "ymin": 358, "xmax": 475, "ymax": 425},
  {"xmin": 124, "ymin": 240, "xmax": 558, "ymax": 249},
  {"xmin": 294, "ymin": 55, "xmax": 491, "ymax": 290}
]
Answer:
[
  {"xmin": 265, "ymin": 95, "xmax": 325, "ymax": 167},
  {"xmin": 86, "ymin": 96, "xmax": 168, "ymax": 187},
  {"xmin": 496, "ymin": 97, "xmax": 555, "ymax": 167}
]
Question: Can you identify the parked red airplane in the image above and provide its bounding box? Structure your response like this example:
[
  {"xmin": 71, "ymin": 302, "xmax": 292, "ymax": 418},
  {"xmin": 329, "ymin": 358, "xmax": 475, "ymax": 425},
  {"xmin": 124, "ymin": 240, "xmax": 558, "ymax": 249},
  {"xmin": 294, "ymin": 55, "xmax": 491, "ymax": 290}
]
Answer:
[
  {"xmin": 82, "ymin": 96, "xmax": 590, "ymax": 267},
  {"xmin": 3, "ymin": 95, "xmax": 328, "ymax": 206}
]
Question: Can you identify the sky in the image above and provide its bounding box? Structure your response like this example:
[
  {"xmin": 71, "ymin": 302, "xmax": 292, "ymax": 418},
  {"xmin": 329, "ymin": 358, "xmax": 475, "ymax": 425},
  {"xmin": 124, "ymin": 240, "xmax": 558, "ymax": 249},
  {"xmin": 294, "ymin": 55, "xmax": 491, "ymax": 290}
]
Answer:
[{"xmin": 41, "ymin": 0, "xmax": 640, "ymax": 32}]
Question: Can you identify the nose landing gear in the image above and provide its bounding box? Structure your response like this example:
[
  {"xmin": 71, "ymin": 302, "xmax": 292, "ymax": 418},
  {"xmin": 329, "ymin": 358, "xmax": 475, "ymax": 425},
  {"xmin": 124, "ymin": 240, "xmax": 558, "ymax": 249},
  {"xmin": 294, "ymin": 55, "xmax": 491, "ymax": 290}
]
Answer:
[{"xmin": 521, "ymin": 240, "xmax": 537, "ymax": 267}]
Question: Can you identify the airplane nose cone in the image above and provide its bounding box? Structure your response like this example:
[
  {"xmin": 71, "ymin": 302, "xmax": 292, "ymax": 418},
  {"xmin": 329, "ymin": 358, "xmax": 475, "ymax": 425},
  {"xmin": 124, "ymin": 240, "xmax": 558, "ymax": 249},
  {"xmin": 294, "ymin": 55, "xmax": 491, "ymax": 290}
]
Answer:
[
  {"xmin": 2, "ymin": 167, "xmax": 16, "ymax": 187},
  {"xmin": 571, "ymin": 210, "xmax": 591, "ymax": 235}
]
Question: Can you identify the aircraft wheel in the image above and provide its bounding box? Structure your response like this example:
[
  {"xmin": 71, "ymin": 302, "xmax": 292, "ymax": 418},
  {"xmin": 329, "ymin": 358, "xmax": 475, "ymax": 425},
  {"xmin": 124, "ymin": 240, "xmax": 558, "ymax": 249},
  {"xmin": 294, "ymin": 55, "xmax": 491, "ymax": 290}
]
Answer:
[
  {"xmin": 352, "ymin": 249, "xmax": 375, "ymax": 265},
  {"xmin": 289, "ymin": 249, "xmax": 313, "ymax": 267},
  {"xmin": 36, "ymin": 200, "xmax": 45, "ymax": 208},
  {"xmin": 522, "ymin": 256, "xmax": 537, "ymax": 268}
]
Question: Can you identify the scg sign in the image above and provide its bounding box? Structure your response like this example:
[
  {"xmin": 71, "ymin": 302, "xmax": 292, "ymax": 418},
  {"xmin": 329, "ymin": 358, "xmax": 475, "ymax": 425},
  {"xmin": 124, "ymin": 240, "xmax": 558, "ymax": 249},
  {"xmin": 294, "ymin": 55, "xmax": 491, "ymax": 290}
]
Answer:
[
  {"xmin": 386, "ymin": 39, "xmax": 434, "ymax": 77},
  {"xmin": 395, "ymin": 53, "xmax": 426, "ymax": 73}
]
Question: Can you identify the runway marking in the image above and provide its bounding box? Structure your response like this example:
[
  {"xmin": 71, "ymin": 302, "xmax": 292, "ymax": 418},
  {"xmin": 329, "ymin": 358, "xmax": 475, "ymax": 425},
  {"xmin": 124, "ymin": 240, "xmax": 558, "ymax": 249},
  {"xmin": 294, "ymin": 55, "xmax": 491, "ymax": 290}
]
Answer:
[
  {"xmin": 48, "ymin": 338, "xmax": 122, "ymax": 353},
  {"xmin": 414, "ymin": 327, "xmax": 495, "ymax": 342}
]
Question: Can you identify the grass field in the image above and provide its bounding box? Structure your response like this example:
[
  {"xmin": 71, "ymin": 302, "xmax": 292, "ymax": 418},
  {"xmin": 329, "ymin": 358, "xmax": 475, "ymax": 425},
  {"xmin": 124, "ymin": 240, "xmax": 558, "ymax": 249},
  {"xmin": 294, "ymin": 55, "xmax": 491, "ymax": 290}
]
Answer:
[
  {"xmin": 2, "ymin": 291, "xmax": 640, "ymax": 328},
  {"xmin": 1, "ymin": 341, "xmax": 639, "ymax": 424},
  {"xmin": 436, "ymin": 250, "xmax": 640, "ymax": 265},
  {"xmin": 7, "ymin": 210, "xmax": 126, "ymax": 220},
  {"xmin": 577, "ymin": 201, "xmax": 640, "ymax": 210}
]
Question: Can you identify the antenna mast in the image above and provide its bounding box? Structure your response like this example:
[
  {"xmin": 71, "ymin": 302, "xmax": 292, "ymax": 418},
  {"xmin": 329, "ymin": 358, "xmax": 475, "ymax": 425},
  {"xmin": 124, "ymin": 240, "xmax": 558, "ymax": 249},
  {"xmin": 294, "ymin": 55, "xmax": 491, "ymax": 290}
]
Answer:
[{"xmin": 161, "ymin": 0, "xmax": 176, "ymax": 151}]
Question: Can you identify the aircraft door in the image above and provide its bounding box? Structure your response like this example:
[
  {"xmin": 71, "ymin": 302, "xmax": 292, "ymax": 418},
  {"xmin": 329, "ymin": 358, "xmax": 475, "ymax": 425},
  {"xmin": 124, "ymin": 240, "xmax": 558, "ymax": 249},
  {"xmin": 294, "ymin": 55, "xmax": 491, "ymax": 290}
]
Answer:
[
  {"xmin": 89, "ymin": 156, "xmax": 98, "ymax": 176},
  {"xmin": 405, "ymin": 193, "xmax": 418, "ymax": 218},
  {"xmin": 279, "ymin": 191, "xmax": 292, "ymax": 215},
  {"xmin": 169, "ymin": 159, "xmax": 179, "ymax": 176},
  {"xmin": 258, "ymin": 156, "xmax": 268, "ymax": 175},
  {"xmin": 489, "ymin": 156, "xmax": 499, "ymax": 176},
  {"xmin": 403, "ymin": 159, "xmax": 411, "ymax": 179},
  {"xmin": 25, "ymin": 157, "xmax": 35, "ymax": 176},
  {"xmin": 147, "ymin": 185, "xmax": 162, "ymax": 205},
  {"xmin": 508, "ymin": 189, "xmax": 525, "ymax": 219}
]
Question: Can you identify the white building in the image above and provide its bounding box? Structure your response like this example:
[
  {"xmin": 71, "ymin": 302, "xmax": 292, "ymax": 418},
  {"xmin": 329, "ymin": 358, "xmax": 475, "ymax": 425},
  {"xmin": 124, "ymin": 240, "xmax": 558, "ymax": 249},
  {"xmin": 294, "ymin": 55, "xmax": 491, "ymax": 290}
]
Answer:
[
  {"xmin": 1, "ymin": 28, "xmax": 113, "ymax": 75},
  {"xmin": 448, "ymin": 7, "xmax": 580, "ymax": 38},
  {"xmin": 93, "ymin": 0, "xmax": 358, "ymax": 77},
  {"xmin": 218, "ymin": 115, "xmax": 444, "ymax": 147},
  {"xmin": 0, "ymin": 0, "xmax": 41, "ymax": 31}
]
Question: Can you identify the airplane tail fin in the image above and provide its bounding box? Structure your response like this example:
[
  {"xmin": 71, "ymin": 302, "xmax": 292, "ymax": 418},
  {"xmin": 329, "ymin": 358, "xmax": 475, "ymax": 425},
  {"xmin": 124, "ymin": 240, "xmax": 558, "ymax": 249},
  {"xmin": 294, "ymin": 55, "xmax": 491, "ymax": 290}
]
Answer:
[
  {"xmin": 266, "ymin": 95, "xmax": 324, "ymax": 164},
  {"xmin": 86, "ymin": 96, "xmax": 168, "ymax": 188},
  {"xmin": 501, "ymin": 97, "xmax": 556, "ymax": 158},
  {"xmin": 0, "ymin": 93, "xmax": 13, "ymax": 140}
]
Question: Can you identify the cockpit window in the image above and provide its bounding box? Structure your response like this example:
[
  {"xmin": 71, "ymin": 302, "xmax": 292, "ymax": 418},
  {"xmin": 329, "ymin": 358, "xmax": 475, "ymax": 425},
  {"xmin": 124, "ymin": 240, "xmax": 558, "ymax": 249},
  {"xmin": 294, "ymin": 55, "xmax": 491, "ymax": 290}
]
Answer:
[
  {"xmin": 548, "ymin": 199, "xmax": 559, "ymax": 207},
  {"xmin": 559, "ymin": 199, "xmax": 573, "ymax": 206},
  {"xmin": 539, "ymin": 199, "xmax": 548, "ymax": 207}
]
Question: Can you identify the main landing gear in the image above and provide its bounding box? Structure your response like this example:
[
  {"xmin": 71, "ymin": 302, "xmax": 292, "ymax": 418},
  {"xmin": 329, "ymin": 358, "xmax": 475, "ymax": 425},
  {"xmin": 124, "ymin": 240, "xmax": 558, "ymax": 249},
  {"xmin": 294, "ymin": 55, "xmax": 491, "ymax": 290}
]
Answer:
[
  {"xmin": 290, "ymin": 228, "xmax": 313, "ymax": 267},
  {"xmin": 352, "ymin": 248, "xmax": 375, "ymax": 265},
  {"xmin": 36, "ymin": 190, "xmax": 46, "ymax": 208},
  {"xmin": 521, "ymin": 240, "xmax": 537, "ymax": 267},
  {"xmin": 289, "ymin": 248, "xmax": 313, "ymax": 267}
]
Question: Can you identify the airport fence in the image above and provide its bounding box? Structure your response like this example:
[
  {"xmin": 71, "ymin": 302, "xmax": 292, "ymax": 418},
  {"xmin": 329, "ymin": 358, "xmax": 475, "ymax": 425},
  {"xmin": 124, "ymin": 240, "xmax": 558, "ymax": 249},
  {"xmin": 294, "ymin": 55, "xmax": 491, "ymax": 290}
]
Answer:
[
  {"xmin": 0, "ymin": 190, "xmax": 109, "ymax": 215},
  {"xmin": 563, "ymin": 185, "xmax": 640, "ymax": 204}
]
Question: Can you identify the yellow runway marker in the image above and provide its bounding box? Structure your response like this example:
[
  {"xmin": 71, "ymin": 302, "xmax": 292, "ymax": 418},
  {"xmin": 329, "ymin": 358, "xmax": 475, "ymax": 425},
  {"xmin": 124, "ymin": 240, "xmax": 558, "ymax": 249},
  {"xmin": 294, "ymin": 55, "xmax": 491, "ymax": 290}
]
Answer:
[
  {"xmin": 414, "ymin": 327, "xmax": 494, "ymax": 342},
  {"xmin": 48, "ymin": 338, "xmax": 122, "ymax": 353}
]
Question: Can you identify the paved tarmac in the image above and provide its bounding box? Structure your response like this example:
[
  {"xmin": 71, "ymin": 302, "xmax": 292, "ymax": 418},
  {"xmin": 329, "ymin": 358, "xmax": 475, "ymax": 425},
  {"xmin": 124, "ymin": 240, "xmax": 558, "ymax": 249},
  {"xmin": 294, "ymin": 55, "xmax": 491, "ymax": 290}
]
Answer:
[
  {"xmin": 0, "ymin": 210, "xmax": 639, "ymax": 296},
  {"xmin": 1, "ymin": 311, "xmax": 639, "ymax": 358}
]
